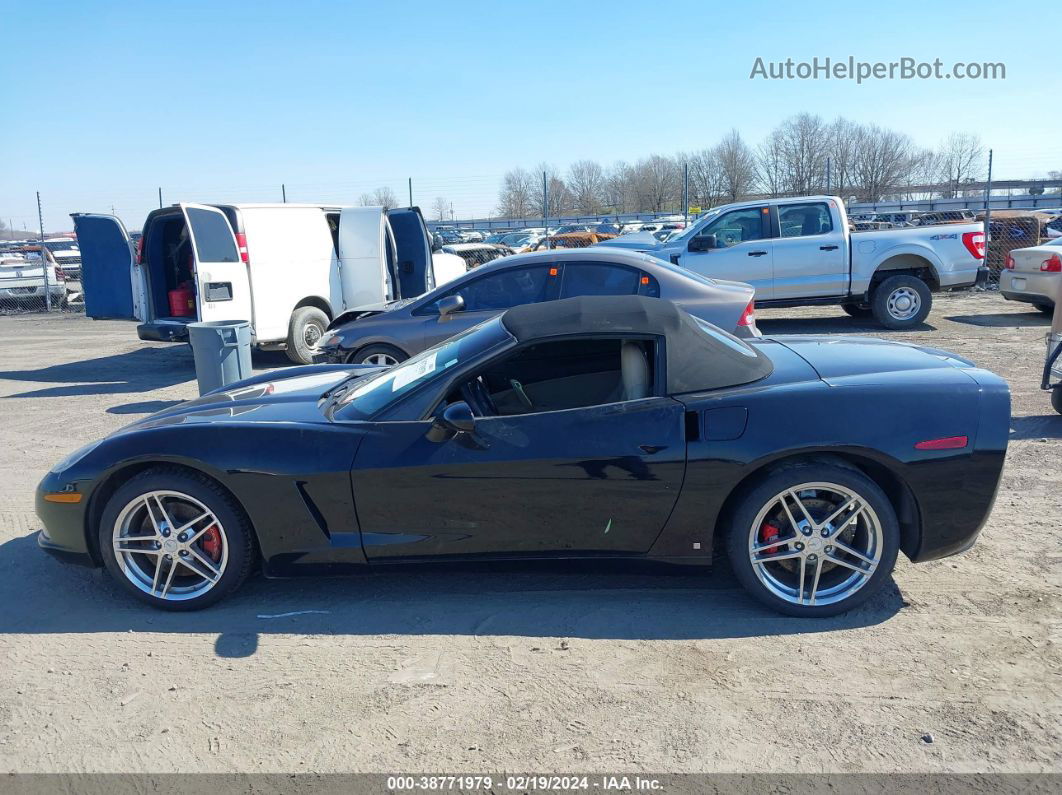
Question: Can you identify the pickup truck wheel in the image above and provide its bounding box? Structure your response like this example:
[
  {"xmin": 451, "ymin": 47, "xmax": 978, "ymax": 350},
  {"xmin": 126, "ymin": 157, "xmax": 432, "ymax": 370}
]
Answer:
[
  {"xmin": 1052, "ymin": 387, "xmax": 1062, "ymax": 416},
  {"xmin": 871, "ymin": 275, "xmax": 932, "ymax": 329},
  {"xmin": 285, "ymin": 306, "xmax": 329, "ymax": 365},
  {"xmin": 726, "ymin": 464, "xmax": 900, "ymax": 617},
  {"xmin": 842, "ymin": 303, "xmax": 872, "ymax": 318},
  {"xmin": 349, "ymin": 344, "xmax": 407, "ymax": 367}
]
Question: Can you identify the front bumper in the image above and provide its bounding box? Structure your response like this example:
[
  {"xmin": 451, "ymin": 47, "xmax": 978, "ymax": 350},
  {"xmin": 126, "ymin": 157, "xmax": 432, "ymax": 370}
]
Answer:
[
  {"xmin": 35, "ymin": 472, "xmax": 97, "ymax": 566},
  {"xmin": 0, "ymin": 284, "xmax": 66, "ymax": 301}
]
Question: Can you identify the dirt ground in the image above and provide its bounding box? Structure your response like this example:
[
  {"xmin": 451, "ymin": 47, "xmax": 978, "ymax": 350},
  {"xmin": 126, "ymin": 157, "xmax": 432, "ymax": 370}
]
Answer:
[{"xmin": 0, "ymin": 292, "xmax": 1058, "ymax": 775}]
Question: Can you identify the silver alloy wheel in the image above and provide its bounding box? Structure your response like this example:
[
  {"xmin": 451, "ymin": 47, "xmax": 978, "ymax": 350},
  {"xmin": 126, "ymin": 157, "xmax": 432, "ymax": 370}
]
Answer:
[
  {"xmin": 747, "ymin": 482, "xmax": 883, "ymax": 607},
  {"xmin": 111, "ymin": 490, "xmax": 228, "ymax": 602},
  {"xmin": 886, "ymin": 286, "xmax": 921, "ymax": 321},
  {"xmin": 362, "ymin": 352, "xmax": 399, "ymax": 366}
]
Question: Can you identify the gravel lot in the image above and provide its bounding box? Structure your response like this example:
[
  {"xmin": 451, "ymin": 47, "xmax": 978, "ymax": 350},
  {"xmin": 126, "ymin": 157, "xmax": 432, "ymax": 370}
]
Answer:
[{"xmin": 0, "ymin": 292, "xmax": 1058, "ymax": 775}]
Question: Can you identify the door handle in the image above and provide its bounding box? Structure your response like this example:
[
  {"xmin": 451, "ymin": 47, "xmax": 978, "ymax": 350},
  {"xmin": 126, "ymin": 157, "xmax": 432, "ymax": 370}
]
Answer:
[
  {"xmin": 820, "ymin": 245, "xmax": 839, "ymax": 251},
  {"xmin": 747, "ymin": 250, "xmax": 768, "ymax": 257},
  {"xmin": 639, "ymin": 444, "xmax": 667, "ymax": 454}
]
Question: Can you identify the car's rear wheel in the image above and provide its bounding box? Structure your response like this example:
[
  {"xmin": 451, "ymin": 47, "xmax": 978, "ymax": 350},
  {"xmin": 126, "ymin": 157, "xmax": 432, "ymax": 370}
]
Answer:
[
  {"xmin": 871, "ymin": 275, "xmax": 932, "ymax": 329},
  {"xmin": 726, "ymin": 464, "xmax": 900, "ymax": 617},
  {"xmin": 286, "ymin": 306, "xmax": 330, "ymax": 365},
  {"xmin": 349, "ymin": 344, "xmax": 407, "ymax": 367},
  {"xmin": 842, "ymin": 303, "xmax": 872, "ymax": 318},
  {"xmin": 99, "ymin": 468, "xmax": 255, "ymax": 610},
  {"xmin": 1052, "ymin": 387, "xmax": 1062, "ymax": 416}
]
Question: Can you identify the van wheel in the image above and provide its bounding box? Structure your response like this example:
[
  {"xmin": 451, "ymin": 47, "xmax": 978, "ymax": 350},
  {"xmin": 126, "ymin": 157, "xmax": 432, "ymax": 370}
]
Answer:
[
  {"xmin": 286, "ymin": 306, "xmax": 329, "ymax": 365},
  {"xmin": 349, "ymin": 344, "xmax": 407, "ymax": 367},
  {"xmin": 871, "ymin": 275, "xmax": 932, "ymax": 329}
]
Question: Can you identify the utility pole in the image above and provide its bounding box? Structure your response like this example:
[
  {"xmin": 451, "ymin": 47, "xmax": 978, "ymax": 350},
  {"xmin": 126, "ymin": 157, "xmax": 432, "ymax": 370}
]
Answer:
[
  {"xmin": 683, "ymin": 162, "xmax": 689, "ymax": 226},
  {"xmin": 158, "ymin": 187, "xmax": 163, "ymax": 208},
  {"xmin": 982, "ymin": 148, "xmax": 994, "ymax": 258},
  {"xmin": 543, "ymin": 171, "xmax": 550, "ymax": 249},
  {"xmin": 450, "ymin": 202, "xmax": 454, "ymax": 222},
  {"xmin": 408, "ymin": 177, "xmax": 413, "ymax": 208},
  {"xmin": 282, "ymin": 184, "xmax": 287, "ymax": 203},
  {"xmin": 37, "ymin": 191, "xmax": 51, "ymax": 312},
  {"xmin": 826, "ymin": 156, "xmax": 831, "ymax": 195}
]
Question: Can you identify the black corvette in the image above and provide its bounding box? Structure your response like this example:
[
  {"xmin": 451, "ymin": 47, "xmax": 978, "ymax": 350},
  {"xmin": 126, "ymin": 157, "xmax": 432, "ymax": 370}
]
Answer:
[{"xmin": 36, "ymin": 296, "xmax": 1009, "ymax": 616}]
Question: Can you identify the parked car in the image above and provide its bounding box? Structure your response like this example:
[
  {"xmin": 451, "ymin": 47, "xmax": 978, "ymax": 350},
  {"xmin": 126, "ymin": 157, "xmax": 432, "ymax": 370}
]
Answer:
[
  {"xmin": 596, "ymin": 195, "xmax": 987, "ymax": 329},
  {"xmin": 552, "ymin": 224, "xmax": 595, "ymax": 236},
  {"xmin": 36, "ymin": 295, "xmax": 1010, "ymax": 614},
  {"xmin": 999, "ymin": 237, "xmax": 1062, "ymax": 314},
  {"xmin": 42, "ymin": 237, "xmax": 83, "ymax": 281},
  {"xmin": 915, "ymin": 210, "xmax": 976, "ymax": 226},
  {"xmin": 0, "ymin": 254, "xmax": 67, "ymax": 308},
  {"xmin": 531, "ymin": 231, "xmax": 617, "ymax": 250},
  {"xmin": 316, "ymin": 248, "xmax": 758, "ymax": 366},
  {"xmin": 441, "ymin": 242, "xmax": 510, "ymax": 270},
  {"xmin": 72, "ymin": 204, "xmax": 447, "ymax": 364}
]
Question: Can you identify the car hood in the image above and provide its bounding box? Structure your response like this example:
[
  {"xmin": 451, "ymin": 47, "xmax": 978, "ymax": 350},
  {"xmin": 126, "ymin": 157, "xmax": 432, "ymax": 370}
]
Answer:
[
  {"xmin": 772, "ymin": 336, "xmax": 976, "ymax": 385},
  {"xmin": 122, "ymin": 365, "xmax": 385, "ymax": 430},
  {"xmin": 327, "ymin": 298, "xmax": 415, "ymax": 330}
]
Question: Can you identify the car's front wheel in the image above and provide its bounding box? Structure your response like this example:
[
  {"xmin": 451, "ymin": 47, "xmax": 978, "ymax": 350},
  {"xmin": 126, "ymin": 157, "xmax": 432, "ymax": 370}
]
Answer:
[
  {"xmin": 349, "ymin": 344, "xmax": 408, "ymax": 367},
  {"xmin": 99, "ymin": 467, "xmax": 255, "ymax": 610},
  {"xmin": 726, "ymin": 464, "xmax": 900, "ymax": 617}
]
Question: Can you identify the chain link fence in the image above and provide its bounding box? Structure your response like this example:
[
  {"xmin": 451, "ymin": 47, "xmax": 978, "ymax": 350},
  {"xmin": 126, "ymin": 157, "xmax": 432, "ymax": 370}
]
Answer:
[{"xmin": 0, "ymin": 242, "xmax": 85, "ymax": 316}]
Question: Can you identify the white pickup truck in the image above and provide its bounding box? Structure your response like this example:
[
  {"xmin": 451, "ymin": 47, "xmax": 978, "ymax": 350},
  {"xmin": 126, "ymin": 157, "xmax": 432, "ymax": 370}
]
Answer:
[{"xmin": 599, "ymin": 195, "xmax": 987, "ymax": 328}]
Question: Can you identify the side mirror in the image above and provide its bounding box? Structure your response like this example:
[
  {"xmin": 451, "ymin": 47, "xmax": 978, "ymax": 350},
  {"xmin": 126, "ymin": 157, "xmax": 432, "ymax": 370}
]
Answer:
[
  {"xmin": 436, "ymin": 294, "xmax": 465, "ymax": 321},
  {"xmin": 688, "ymin": 233, "xmax": 717, "ymax": 252},
  {"xmin": 426, "ymin": 400, "xmax": 476, "ymax": 442}
]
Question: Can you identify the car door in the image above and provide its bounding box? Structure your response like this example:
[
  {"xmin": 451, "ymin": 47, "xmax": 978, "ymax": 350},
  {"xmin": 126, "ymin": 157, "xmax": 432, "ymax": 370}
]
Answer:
[
  {"xmin": 70, "ymin": 213, "xmax": 143, "ymax": 321},
  {"xmin": 771, "ymin": 200, "xmax": 847, "ymax": 299},
  {"xmin": 180, "ymin": 203, "xmax": 253, "ymax": 323},
  {"xmin": 386, "ymin": 207, "xmax": 434, "ymax": 298},
  {"xmin": 675, "ymin": 206, "xmax": 774, "ymax": 299},
  {"xmin": 350, "ymin": 369, "xmax": 686, "ymax": 559},
  {"xmin": 415, "ymin": 264, "xmax": 561, "ymax": 349},
  {"xmin": 338, "ymin": 207, "xmax": 394, "ymax": 310}
]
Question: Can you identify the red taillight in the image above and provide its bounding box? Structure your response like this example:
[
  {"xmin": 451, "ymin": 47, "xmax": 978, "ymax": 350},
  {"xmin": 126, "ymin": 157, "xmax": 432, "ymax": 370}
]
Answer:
[
  {"xmin": 135, "ymin": 235, "xmax": 144, "ymax": 264},
  {"xmin": 54, "ymin": 265, "xmax": 65, "ymax": 282},
  {"xmin": 1004, "ymin": 254, "xmax": 1015, "ymax": 269},
  {"xmin": 235, "ymin": 232, "xmax": 249, "ymax": 264},
  {"xmin": 915, "ymin": 436, "xmax": 968, "ymax": 451},
  {"xmin": 738, "ymin": 298, "xmax": 756, "ymax": 327},
  {"xmin": 961, "ymin": 231, "xmax": 985, "ymax": 260},
  {"xmin": 1041, "ymin": 254, "xmax": 1062, "ymax": 273}
]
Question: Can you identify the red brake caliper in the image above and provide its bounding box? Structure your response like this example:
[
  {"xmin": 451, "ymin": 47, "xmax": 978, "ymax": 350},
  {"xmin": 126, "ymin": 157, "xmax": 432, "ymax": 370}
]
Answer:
[
  {"xmin": 201, "ymin": 525, "xmax": 222, "ymax": 562},
  {"xmin": 758, "ymin": 520, "xmax": 781, "ymax": 554}
]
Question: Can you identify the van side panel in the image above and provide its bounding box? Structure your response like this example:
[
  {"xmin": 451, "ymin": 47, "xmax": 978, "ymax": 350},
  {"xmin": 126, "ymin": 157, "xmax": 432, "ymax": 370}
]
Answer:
[{"xmin": 240, "ymin": 207, "xmax": 338, "ymax": 342}]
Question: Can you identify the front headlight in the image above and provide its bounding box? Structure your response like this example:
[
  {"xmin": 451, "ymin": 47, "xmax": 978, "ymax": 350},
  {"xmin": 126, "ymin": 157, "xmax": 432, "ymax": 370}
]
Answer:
[
  {"xmin": 321, "ymin": 334, "xmax": 342, "ymax": 349},
  {"xmin": 51, "ymin": 440, "xmax": 102, "ymax": 474}
]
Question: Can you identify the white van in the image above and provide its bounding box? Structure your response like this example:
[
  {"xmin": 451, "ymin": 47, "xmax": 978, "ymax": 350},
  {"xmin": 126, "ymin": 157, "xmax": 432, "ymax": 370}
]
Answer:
[{"xmin": 73, "ymin": 203, "xmax": 465, "ymax": 363}]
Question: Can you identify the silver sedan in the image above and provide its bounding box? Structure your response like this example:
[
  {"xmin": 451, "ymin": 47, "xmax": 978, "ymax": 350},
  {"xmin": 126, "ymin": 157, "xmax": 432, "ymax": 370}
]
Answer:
[{"xmin": 317, "ymin": 248, "xmax": 758, "ymax": 366}]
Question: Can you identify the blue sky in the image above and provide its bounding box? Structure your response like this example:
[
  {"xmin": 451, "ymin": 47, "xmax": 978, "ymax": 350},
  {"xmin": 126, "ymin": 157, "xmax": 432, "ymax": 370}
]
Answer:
[{"xmin": 1, "ymin": 0, "xmax": 1059, "ymax": 231}]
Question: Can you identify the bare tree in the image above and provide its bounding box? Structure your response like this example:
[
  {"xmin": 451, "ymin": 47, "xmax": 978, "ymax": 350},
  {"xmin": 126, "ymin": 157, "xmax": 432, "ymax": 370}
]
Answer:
[
  {"xmin": 372, "ymin": 187, "xmax": 398, "ymax": 210},
  {"xmin": 713, "ymin": 129, "xmax": 756, "ymax": 201},
  {"xmin": 633, "ymin": 155, "xmax": 680, "ymax": 213},
  {"xmin": 497, "ymin": 168, "xmax": 535, "ymax": 218},
  {"xmin": 529, "ymin": 163, "xmax": 570, "ymax": 218},
  {"xmin": 938, "ymin": 133, "xmax": 985, "ymax": 196},
  {"xmin": 431, "ymin": 196, "xmax": 449, "ymax": 222},
  {"xmin": 567, "ymin": 160, "xmax": 605, "ymax": 214},
  {"xmin": 827, "ymin": 117, "xmax": 861, "ymax": 200},
  {"xmin": 853, "ymin": 124, "xmax": 915, "ymax": 201},
  {"xmin": 357, "ymin": 193, "xmax": 375, "ymax": 206},
  {"xmin": 683, "ymin": 148, "xmax": 722, "ymax": 210},
  {"xmin": 756, "ymin": 131, "xmax": 787, "ymax": 196},
  {"xmin": 602, "ymin": 161, "xmax": 636, "ymax": 214}
]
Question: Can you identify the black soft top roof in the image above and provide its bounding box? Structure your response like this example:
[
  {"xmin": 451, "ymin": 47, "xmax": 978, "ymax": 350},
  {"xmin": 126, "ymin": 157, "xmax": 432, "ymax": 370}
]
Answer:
[{"xmin": 500, "ymin": 295, "xmax": 773, "ymax": 394}]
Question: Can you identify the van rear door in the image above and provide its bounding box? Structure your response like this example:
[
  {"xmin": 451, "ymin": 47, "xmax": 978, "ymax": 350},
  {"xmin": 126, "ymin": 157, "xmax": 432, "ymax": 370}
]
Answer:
[
  {"xmin": 338, "ymin": 207, "xmax": 393, "ymax": 309},
  {"xmin": 386, "ymin": 207, "xmax": 434, "ymax": 297},
  {"xmin": 70, "ymin": 213, "xmax": 143, "ymax": 320},
  {"xmin": 180, "ymin": 203, "xmax": 253, "ymax": 324}
]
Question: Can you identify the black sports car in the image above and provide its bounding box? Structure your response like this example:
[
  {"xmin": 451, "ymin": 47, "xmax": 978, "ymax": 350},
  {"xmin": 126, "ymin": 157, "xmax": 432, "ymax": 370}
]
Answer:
[{"xmin": 36, "ymin": 296, "xmax": 1010, "ymax": 615}]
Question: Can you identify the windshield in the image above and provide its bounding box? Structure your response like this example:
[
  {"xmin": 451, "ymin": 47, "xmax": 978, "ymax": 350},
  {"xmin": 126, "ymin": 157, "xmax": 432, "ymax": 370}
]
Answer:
[
  {"xmin": 500, "ymin": 233, "xmax": 530, "ymax": 246},
  {"xmin": 334, "ymin": 317, "xmax": 511, "ymax": 419},
  {"xmin": 667, "ymin": 208, "xmax": 722, "ymax": 243}
]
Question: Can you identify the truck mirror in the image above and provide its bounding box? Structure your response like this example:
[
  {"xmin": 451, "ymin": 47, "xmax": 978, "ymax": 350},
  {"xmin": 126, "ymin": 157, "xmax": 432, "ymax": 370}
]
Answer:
[{"xmin": 689, "ymin": 233, "xmax": 717, "ymax": 252}]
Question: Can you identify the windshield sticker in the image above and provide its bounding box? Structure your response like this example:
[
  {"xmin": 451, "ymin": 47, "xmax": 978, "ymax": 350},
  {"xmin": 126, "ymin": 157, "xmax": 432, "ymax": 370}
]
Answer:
[{"xmin": 391, "ymin": 352, "xmax": 438, "ymax": 391}]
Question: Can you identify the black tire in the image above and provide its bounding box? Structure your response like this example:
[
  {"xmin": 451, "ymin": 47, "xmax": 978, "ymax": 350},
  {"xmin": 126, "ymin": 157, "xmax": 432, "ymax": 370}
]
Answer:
[
  {"xmin": 841, "ymin": 303, "xmax": 873, "ymax": 318},
  {"xmin": 870, "ymin": 275, "xmax": 932, "ymax": 329},
  {"xmin": 349, "ymin": 343, "xmax": 408, "ymax": 367},
  {"xmin": 1035, "ymin": 303, "xmax": 1055, "ymax": 316},
  {"xmin": 98, "ymin": 466, "xmax": 255, "ymax": 611},
  {"xmin": 285, "ymin": 306, "xmax": 329, "ymax": 365},
  {"xmin": 1052, "ymin": 387, "xmax": 1062, "ymax": 416},
  {"xmin": 725, "ymin": 462, "xmax": 900, "ymax": 617}
]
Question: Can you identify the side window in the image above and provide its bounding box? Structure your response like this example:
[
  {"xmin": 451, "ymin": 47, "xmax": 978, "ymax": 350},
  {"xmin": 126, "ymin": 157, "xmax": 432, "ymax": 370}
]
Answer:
[
  {"xmin": 560, "ymin": 263, "xmax": 639, "ymax": 298},
  {"xmin": 185, "ymin": 208, "xmax": 239, "ymax": 262},
  {"xmin": 702, "ymin": 207, "xmax": 767, "ymax": 247},
  {"xmin": 451, "ymin": 337, "xmax": 657, "ymax": 417},
  {"xmin": 430, "ymin": 265, "xmax": 555, "ymax": 313},
  {"xmin": 778, "ymin": 202, "xmax": 833, "ymax": 238}
]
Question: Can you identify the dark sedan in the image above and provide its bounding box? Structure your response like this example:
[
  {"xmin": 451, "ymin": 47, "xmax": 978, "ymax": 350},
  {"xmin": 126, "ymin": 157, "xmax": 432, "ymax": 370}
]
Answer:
[
  {"xmin": 37, "ymin": 295, "xmax": 1009, "ymax": 615},
  {"xmin": 316, "ymin": 248, "xmax": 757, "ymax": 366}
]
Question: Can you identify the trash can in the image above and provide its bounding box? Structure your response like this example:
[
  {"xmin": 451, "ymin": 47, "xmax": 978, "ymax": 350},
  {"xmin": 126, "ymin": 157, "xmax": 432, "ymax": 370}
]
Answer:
[{"xmin": 188, "ymin": 320, "xmax": 253, "ymax": 395}]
